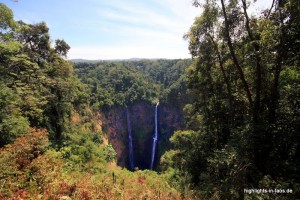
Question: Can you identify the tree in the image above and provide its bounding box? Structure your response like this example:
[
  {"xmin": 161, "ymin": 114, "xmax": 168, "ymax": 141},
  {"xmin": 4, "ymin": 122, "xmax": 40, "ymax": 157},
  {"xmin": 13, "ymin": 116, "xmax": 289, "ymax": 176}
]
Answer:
[
  {"xmin": 0, "ymin": 3, "xmax": 15, "ymax": 31},
  {"xmin": 163, "ymin": 0, "xmax": 300, "ymax": 198},
  {"xmin": 0, "ymin": 3, "xmax": 92, "ymax": 146},
  {"xmin": 55, "ymin": 39, "xmax": 70, "ymax": 57}
]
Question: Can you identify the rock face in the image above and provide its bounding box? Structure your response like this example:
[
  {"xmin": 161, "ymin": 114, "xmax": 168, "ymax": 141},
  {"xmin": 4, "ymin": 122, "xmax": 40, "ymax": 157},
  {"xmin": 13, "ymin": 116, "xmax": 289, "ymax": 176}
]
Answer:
[{"xmin": 101, "ymin": 101, "xmax": 184, "ymax": 170}]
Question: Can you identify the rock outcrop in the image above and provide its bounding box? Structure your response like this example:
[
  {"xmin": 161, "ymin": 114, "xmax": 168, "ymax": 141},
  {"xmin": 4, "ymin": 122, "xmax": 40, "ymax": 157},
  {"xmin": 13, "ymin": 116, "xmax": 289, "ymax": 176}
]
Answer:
[{"xmin": 101, "ymin": 101, "xmax": 184, "ymax": 170}]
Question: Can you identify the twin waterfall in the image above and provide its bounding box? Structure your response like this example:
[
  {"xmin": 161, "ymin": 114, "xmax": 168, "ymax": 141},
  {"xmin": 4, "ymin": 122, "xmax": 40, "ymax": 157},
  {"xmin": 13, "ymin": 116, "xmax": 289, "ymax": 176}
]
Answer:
[
  {"xmin": 150, "ymin": 103, "xmax": 159, "ymax": 170},
  {"xmin": 126, "ymin": 103, "xmax": 159, "ymax": 170}
]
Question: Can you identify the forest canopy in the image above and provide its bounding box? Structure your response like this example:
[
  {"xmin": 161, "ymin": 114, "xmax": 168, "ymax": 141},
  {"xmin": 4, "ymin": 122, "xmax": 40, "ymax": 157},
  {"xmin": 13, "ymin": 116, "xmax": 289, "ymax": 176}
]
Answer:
[{"xmin": 73, "ymin": 59, "xmax": 192, "ymax": 108}]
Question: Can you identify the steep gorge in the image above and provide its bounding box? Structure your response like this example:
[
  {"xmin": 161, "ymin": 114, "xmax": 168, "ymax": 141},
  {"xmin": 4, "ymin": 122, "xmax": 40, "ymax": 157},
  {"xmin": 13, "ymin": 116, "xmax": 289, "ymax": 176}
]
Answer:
[
  {"xmin": 72, "ymin": 60, "xmax": 191, "ymax": 170},
  {"xmin": 101, "ymin": 101, "xmax": 184, "ymax": 170}
]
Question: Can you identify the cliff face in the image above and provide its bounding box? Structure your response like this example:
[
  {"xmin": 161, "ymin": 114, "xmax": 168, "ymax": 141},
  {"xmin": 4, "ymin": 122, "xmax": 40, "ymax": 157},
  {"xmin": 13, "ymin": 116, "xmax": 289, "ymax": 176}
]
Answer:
[{"xmin": 101, "ymin": 101, "xmax": 184, "ymax": 170}]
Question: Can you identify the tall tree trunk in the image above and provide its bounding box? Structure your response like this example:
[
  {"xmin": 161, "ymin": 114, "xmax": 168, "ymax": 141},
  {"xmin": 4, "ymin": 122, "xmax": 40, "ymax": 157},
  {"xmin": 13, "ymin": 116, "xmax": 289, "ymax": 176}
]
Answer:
[
  {"xmin": 220, "ymin": 0, "xmax": 253, "ymax": 108},
  {"xmin": 207, "ymin": 33, "xmax": 234, "ymax": 119},
  {"xmin": 269, "ymin": 4, "xmax": 285, "ymax": 124},
  {"xmin": 241, "ymin": 0, "xmax": 262, "ymax": 122}
]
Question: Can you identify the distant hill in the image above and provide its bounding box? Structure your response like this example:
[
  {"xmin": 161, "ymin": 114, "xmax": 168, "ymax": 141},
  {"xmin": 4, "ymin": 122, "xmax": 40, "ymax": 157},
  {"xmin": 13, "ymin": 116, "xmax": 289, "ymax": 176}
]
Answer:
[
  {"xmin": 69, "ymin": 59, "xmax": 103, "ymax": 63},
  {"xmin": 69, "ymin": 58, "xmax": 169, "ymax": 63}
]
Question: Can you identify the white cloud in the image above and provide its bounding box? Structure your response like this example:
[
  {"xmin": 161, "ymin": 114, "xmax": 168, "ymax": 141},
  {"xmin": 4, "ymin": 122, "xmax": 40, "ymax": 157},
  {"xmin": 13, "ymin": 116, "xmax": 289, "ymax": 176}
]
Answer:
[
  {"xmin": 70, "ymin": 0, "xmax": 200, "ymax": 59},
  {"xmin": 98, "ymin": 8, "xmax": 182, "ymax": 34}
]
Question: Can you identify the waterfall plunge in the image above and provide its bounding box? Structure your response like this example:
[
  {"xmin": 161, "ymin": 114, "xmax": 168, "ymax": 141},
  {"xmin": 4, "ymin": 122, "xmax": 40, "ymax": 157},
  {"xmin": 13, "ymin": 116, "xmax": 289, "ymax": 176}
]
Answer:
[
  {"xmin": 150, "ymin": 103, "xmax": 159, "ymax": 170},
  {"xmin": 126, "ymin": 107, "xmax": 134, "ymax": 171}
]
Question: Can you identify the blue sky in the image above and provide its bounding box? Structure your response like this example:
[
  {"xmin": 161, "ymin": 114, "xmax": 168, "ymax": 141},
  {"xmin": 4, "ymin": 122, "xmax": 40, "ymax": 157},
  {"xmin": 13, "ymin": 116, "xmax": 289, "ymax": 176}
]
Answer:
[{"xmin": 3, "ymin": 0, "xmax": 271, "ymax": 60}]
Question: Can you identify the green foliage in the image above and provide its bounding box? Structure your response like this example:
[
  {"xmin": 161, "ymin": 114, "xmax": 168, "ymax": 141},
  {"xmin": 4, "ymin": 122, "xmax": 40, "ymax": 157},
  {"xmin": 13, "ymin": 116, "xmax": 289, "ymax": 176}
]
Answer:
[
  {"xmin": 103, "ymin": 144, "xmax": 117, "ymax": 162},
  {"xmin": 0, "ymin": 3, "xmax": 15, "ymax": 31},
  {"xmin": 73, "ymin": 59, "xmax": 192, "ymax": 108},
  {"xmin": 0, "ymin": 3, "xmax": 93, "ymax": 145},
  {"xmin": 60, "ymin": 129, "xmax": 105, "ymax": 166},
  {"xmin": 162, "ymin": 0, "xmax": 300, "ymax": 199},
  {"xmin": 0, "ymin": 82, "xmax": 30, "ymax": 145},
  {"xmin": 0, "ymin": 115, "xmax": 29, "ymax": 144},
  {"xmin": 54, "ymin": 39, "xmax": 70, "ymax": 57}
]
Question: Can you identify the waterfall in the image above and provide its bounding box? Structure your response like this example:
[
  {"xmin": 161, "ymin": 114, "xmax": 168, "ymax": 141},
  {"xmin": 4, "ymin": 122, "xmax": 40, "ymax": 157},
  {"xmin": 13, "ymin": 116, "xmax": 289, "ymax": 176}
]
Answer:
[
  {"xmin": 150, "ymin": 102, "xmax": 159, "ymax": 170},
  {"xmin": 126, "ymin": 106, "xmax": 134, "ymax": 171}
]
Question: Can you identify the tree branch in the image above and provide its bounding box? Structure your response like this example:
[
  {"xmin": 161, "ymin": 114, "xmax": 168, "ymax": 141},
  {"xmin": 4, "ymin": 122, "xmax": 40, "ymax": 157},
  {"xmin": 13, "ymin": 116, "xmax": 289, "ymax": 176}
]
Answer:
[
  {"xmin": 242, "ymin": 0, "xmax": 262, "ymax": 120},
  {"xmin": 220, "ymin": 0, "xmax": 253, "ymax": 107},
  {"xmin": 267, "ymin": 0, "xmax": 276, "ymax": 19}
]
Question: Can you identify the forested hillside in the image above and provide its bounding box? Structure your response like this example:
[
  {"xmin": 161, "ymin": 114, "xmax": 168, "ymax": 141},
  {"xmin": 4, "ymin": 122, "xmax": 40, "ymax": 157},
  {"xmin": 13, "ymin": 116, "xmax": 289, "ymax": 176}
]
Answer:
[
  {"xmin": 73, "ymin": 59, "xmax": 192, "ymax": 108},
  {"xmin": 1, "ymin": 0, "xmax": 300, "ymax": 199}
]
